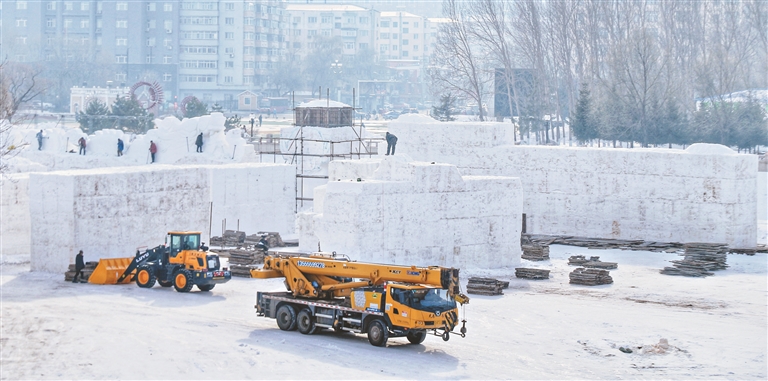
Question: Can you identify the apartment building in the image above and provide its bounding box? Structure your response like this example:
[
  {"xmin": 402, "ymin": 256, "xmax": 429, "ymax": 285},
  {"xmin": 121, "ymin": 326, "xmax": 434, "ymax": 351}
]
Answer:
[{"xmin": 285, "ymin": 4, "xmax": 378, "ymax": 61}]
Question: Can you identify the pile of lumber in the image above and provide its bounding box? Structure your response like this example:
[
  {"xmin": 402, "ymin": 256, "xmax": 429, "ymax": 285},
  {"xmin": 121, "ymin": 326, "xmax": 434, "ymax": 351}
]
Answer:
[
  {"xmin": 210, "ymin": 230, "xmax": 246, "ymax": 247},
  {"xmin": 523, "ymin": 234, "xmax": 684, "ymax": 253},
  {"xmin": 660, "ymin": 242, "xmax": 728, "ymax": 277},
  {"xmin": 64, "ymin": 261, "xmax": 98, "ymax": 282},
  {"xmin": 466, "ymin": 277, "xmax": 509, "ymax": 296},
  {"xmin": 514, "ymin": 268, "xmax": 550, "ymax": 280},
  {"xmin": 252, "ymin": 232, "xmax": 285, "ymax": 248},
  {"xmin": 568, "ymin": 255, "xmax": 618, "ymax": 269},
  {"xmin": 213, "ymin": 248, "xmax": 267, "ymax": 278},
  {"xmin": 521, "ymin": 245, "xmax": 550, "ymax": 261},
  {"xmin": 569, "ymin": 268, "xmax": 613, "ymax": 286}
]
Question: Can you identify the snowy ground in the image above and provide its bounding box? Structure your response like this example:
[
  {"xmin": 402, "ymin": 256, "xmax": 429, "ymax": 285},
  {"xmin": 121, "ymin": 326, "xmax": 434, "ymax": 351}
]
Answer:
[{"xmin": 1, "ymin": 245, "xmax": 765, "ymax": 380}]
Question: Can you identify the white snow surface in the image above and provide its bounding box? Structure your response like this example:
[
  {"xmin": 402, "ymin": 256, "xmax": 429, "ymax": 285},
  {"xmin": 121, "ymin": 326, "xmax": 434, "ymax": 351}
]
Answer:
[
  {"xmin": 298, "ymin": 99, "xmax": 350, "ymax": 108},
  {"xmin": 1, "ymin": 246, "xmax": 764, "ymax": 379}
]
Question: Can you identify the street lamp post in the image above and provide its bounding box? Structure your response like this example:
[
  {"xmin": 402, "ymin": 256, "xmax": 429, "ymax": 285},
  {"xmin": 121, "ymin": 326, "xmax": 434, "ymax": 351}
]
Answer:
[{"xmin": 331, "ymin": 60, "xmax": 343, "ymax": 102}]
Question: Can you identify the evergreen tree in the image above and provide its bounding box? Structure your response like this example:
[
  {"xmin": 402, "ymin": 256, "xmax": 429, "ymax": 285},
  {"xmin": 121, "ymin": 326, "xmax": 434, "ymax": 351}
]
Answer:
[
  {"xmin": 571, "ymin": 83, "xmax": 599, "ymax": 143},
  {"xmin": 110, "ymin": 95, "xmax": 153, "ymax": 133},
  {"xmin": 77, "ymin": 99, "xmax": 111, "ymax": 133},
  {"xmin": 431, "ymin": 94, "xmax": 457, "ymax": 121},
  {"xmin": 184, "ymin": 98, "xmax": 208, "ymax": 118}
]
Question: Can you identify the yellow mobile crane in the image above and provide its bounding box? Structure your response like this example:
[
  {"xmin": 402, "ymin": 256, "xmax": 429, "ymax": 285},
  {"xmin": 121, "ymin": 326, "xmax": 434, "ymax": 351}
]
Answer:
[{"xmin": 251, "ymin": 252, "xmax": 469, "ymax": 347}]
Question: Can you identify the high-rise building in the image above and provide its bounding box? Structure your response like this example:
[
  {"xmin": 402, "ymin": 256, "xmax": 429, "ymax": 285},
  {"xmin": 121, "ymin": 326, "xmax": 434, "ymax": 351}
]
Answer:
[{"xmin": 285, "ymin": 4, "xmax": 378, "ymax": 62}]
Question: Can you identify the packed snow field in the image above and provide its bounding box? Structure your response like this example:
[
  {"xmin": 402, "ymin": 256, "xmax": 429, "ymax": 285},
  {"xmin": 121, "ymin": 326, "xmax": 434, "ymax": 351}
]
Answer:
[{"xmin": 1, "ymin": 246, "xmax": 765, "ymax": 380}]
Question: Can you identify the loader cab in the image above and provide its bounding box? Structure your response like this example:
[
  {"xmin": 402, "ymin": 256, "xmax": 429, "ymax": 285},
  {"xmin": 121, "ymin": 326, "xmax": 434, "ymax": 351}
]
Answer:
[{"xmin": 167, "ymin": 232, "xmax": 201, "ymax": 258}]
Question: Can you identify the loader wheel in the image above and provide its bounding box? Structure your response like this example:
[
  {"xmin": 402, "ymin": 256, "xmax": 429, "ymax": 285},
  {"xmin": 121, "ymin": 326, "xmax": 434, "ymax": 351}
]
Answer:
[
  {"xmin": 173, "ymin": 270, "xmax": 194, "ymax": 293},
  {"xmin": 276, "ymin": 304, "xmax": 297, "ymax": 331},
  {"xmin": 407, "ymin": 330, "xmax": 427, "ymax": 344},
  {"xmin": 367, "ymin": 319, "xmax": 389, "ymax": 347},
  {"xmin": 197, "ymin": 284, "xmax": 214, "ymax": 292},
  {"xmin": 158, "ymin": 280, "xmax": 172, "ymax": 288},
  {"xmin": 297, "ymin": 308, "xmax": 316, "ymax": 335},
  {"xmin": 136, "ymin": 266, "xmax": 156, "ymax": 288}
]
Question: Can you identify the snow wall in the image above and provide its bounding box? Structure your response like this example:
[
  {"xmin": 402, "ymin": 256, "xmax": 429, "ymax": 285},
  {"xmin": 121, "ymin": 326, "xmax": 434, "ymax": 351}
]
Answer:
[
  {"xmin": 27, "ymin": 163, "xmax": 295, "ymax": 273},
  {"xmin": 298, "ymin": 155, "xmax": 523, "ymax": 269},
  {"xmin": 388, "ymin": 114, "xmax": 758, "ymax": 247},
  {"xmin": 1, "ymin": 174, "xmax": 31, "ymax": 262}
]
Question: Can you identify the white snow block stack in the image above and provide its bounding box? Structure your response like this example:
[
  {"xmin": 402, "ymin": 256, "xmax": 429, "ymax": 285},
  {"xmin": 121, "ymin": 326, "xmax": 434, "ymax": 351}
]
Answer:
[
  {"xmin": 29, "ymin": 163, "xmax": 295, "ymax": 273},
  {"xmin": 299, "ymin": 155, "xmax": 523, "ymax": 270},
  {"xmin": 389, "ymin": 116, "xmax": 758, "ymax": 247},
  {"xmin": 1, "ymin": 174, "xmax": 31, "ymax": 262}
]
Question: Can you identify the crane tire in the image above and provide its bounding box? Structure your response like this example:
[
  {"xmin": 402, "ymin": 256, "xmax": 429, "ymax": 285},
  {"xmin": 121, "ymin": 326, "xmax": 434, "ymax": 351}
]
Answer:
[
  {"xmin": 297, "ymin": 308, "xmax": 316, "ymax": 335},
  {"xmin": 197, "ymin": 284, "xmax": 215, "ymax": 292},
  {"xmin": 276, "ymin": 304, "xmax": 297, "ymax": 331},
  {"xmin": 173, "ymin": 269, "xmax": 194, "ymax": 293},
  {"xmin": 158, "ymin": 280, "xmax": 172, "ymax": 287},
  {"xmin": 367, "ymin": 319, "xmax": 389, "ymax": 347},
  {"xmin": 136, "ymin": 266, "xmax": 156, "ymax": 288},
  {"xmin": 407, "ymin": 330, "xmax": 427, "ymax": 344}
]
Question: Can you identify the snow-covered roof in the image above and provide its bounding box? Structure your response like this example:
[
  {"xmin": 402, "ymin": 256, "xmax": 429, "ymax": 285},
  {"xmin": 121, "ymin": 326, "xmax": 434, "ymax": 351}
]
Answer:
[
  {"xmin": 286, "ymin": 4, "xmax": 369, "ymax": 12},
  {"xmin": 297, "ymin": 99, "xmax": 351, "ymax": 108}
]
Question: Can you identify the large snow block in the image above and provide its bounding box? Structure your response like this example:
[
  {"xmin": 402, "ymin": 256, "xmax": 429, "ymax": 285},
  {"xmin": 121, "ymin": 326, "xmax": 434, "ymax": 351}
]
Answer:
[
  {"xmin": 390, "ymin": 117, "xmax": 759, "ymax": 247},
  {"xmin": 29, "ymin": 163, "xmax": 296, "ymax": 273},
  {"xmin": 300, "ymin": 157, "xmax": 523, "ymax": 270},
  {"xmin": 1, "ymin": 174, "xmax": 31, "ymax": 261}
]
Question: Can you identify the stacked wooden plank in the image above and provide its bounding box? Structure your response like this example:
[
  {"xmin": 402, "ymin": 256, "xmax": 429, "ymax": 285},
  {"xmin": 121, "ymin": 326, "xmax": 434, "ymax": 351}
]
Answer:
[
  {"xmin": 523, "ymin": 234, "xmax": 684, "ymax": 253},
  {"xmin": 514, "ymin": 268, "xmax": 550, "ymax": 280},
  {"xmin": 660, "ymin": 242, "xmax": 728, "ymax": 277},
  {"xmin": 466, "ymin": 277, "xmax": 509, "ymax": 296},
  {"xmin": 521, "ymin": 245, "xmax": 550, "ymax": 261},
  {"xmin": 64, "ymin": 261, "xmax": 98, "ymax": 282},
  {"xmin": 210, "ymin": 230, "xmax": 246, "ymax": 247},
  {"xmin": 569, "ymin": 268, "xmax": 613, "ymax": 286},
  {"xmin": 213, "ymin": 248, "xmax": 266, "ymax": 278},
  {"xmin": 568, "ymin": 255, "xmax": 618, "ymax": 269}
]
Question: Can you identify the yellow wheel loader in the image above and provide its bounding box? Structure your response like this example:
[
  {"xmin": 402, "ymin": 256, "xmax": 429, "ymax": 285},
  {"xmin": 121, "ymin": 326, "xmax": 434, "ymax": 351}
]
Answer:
[{"xmin": 89, "ymin": 231, "xmax": 231, "ymax": 292}]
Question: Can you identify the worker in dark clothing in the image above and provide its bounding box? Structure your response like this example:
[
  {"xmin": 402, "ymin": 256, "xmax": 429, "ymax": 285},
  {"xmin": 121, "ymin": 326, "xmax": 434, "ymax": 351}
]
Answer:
[
  {"xmin": 117, "ymin": 138, "xmax": 124, "ymax": 156},
  {"xmin": 385, "ymin": 132, "xmax": 398, "ymax": 156},
  {"xmin": 73, "ymin": 250, "xmax": 85, "ymax": 283},
  {"xmin": 149, "ymin": 140, "xmax": 157, "ymax": 163},
  {"xmin": 258, "ymin": 114, "xmax": 263, "ymax": 127},
  {"xmin": 195, "ymin": 133, "xmax": 204, "ymax": 153},
  {"xmin": 78, "ymin": 137, "xmax": 87, "ymax": 155},
  {"xmin": 36, "ymin": 130, "xmax": 44, "ymax": 150}
]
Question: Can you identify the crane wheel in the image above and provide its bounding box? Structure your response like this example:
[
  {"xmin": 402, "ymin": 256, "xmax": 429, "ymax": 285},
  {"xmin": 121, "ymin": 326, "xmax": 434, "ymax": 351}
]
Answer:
[
  {"xmin": 158, "ymin": 280, "xmax": 172, "ymax": 287},
  {"xmin": 406, "ymin": 330, "xmax": 427, "ymax": 344},
  {"xmin": 297, "ymin": 308, "xmax": 316, "ymax": 335},
  {"xmin": 276, "ymin": 304, "xmax": 297, "ymax": 331},
  {"xmin": 173, "ymin": 270, "xmax": 194, "ymax": 292},
  {"xmin": 136, "ymin": 266, "xmax": 156, "ymax": 288},
  {"xmin": 198, "ymin": 284, "xmax": 214, "ymax": 292},
  {"xmin": 367, "ymin": 319, "xmax": 389, "ymax": 347}
]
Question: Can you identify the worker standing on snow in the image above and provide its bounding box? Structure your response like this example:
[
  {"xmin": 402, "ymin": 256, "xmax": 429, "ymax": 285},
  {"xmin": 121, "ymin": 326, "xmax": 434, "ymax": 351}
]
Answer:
[
  {"xmin": 195, "ymin": 133, "xmax": 204, "ymax": 153},
  {"xmin": 149, "ymin": 140, "xmax": 157, "ymax": 163},
  {"xmin": 117, "ymin": 138, "xmax": 124, "ymax": 156},
  {"xmin": 385, "ymin": 132, "xmax": 398, "ymax": 156},
  {"xmin": 72, "ymin": 250, "xmax": 85, "ymax": 283},
  {"xmin": 36, "ymin": 130, "xmax": 44, "ymax": 150}
]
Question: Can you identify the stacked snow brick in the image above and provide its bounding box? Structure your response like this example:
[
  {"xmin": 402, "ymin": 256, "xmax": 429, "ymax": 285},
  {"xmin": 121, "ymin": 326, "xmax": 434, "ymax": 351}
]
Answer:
[
  {"xmin": 0, "ymin": 174, "xmax": 31, "ymax": 261},
  {"xmin": 298, "ymin": 155, "xmax": 523, "ymax": 270}
]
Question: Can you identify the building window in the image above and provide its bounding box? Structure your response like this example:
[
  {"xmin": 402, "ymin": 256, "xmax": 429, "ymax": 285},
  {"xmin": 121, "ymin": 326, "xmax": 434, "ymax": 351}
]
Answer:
[
  {"xmin": 47, "ymin": 18, "xmax": 56, "ymax": 27},
  {"xmin": 164, "ymin": 3, "xmax": 172, "ymax": 11},
  {"xmin": 224, "ymin": 76, "xmax": 233, "ymax": 83},
  {"xmin": 414, "ymin": 45, "xmax": 419, "ymax": 51},
  {"xmin": 147, "ymin": 19, "xmax": 156, "ymax": 29},
  {"xmin": 402, "ymin": 39, "xmax": 409, "ymax": 45},
  {"xmin": 381, "ymin": 21, "xmax": 389, "ymax": 27},
  {"xmin": 164, "ymin": 20, "xmax": 172, "ymax": 31},
  {"xmin": 402, "ymin": 28, "xmax": 409, "ymax": 33},
  {"xmin": 16, "ymin": 19, "xmax": 27, "ymax": 27},
  {"xmin": 147, "ymin": 37, "xmax": 155, "ymax": 46},
  {"xmin": 116, "ymin": 38, "xmax": 127, "ymax": 46},
  {"xmin": 225, "ymin": 47, "xmax": 234, "ymax": 54},
  {"xmin": 81, "ymin": 2, "xmax": 89, "ymax": 10},
  {"xmin": 163, "ymin": 55, "xmax": 172, "ymax": 64},
  {"xmin": 392, "ymin": 45, "xmax": 397, "ymax": 51},
  {"xmin": 116, "ymin": 20, "xmax": 127, "ymax": 28},
  {"xmin": 414, "ymin": 34, "xmax": 419, "ymax": 39},
  {"xmin": 64, "ymin": 2, "xmax": 73, "ymax": 10},
  {"xmin": 116, "ymin": 2, "xmax": 127, "ymax": 10},
  {"xmin": 16, "ymin": 36, "xmax": 27, "ymax": 45},
  {"xmin": 414, "ymin": 22, "xmax": 419, "ymax": 27},
  {"xmin": 64, "ymin": 19, "xmax": 73, "ymax": 28},
  {"xmin": 147, "ymin": 2, "xmax": 155, "ymax": 11},
  {"xmin": 116, "ymin": 73, "xmax": 127, "ymax": 81},
  {"xmin": 361, "ymin": 30, "xmax": 368, "ymax": 37},
  {"xmin": 146, "ymin": 55, "xmax": 153, "ymax": 64},
  {"xmin": 322, "ymin": 30, "xmax": 331, "ymax": 36},
  {"xmin": 393, "ymin": 22, "xmax": 398, "ymax": 27},
  {"xmin": 307, "ymin": 30, "xmax": 317, "ymax": 36},
  {"xmin": 116, "ymin": 55, "xmax": 127, "ymax": 63},
  {"xmin": 16, "ymin": 1, "xmax": 27, "ymax": 9},
  {"xmin": 381, "ymin": 33, "xmax": 389, "ymax": 39},
  {"xmin": 293, "ymin": 16, "xmax": 300, "ymax": 23},
  {"xmin": 402, "ymin": 51, "xmax": 408, "ymax": 57},
  {"xmin": 392, "ymin": 33, "xmax": 398, "ymax": 39},
  {"xmin": 224, "ymin": 2, "xmax": 234, "ymax": 10},
  {"xmin": 81, "ymin": 19, "xmax": 89, "ymax": 28},
  {"xmin": 359, "ymin": 42, "xmax": 368, "ymax": 49},
  {"xmin": 225, "ymin": 32, "xmax": 234, "ymax": 39},
  {"xmin": 225, "ymin": 17, "xmax": 234, "ymax": 25},
  {"xmin": 47, "ymin": 2, "xmax": 56, "ymax": 10},
  {"xmin": 163, "ymin": 73, "xmax": 172, "ymax": 82},
  {"xmin": 225, "ymin": 61, "xmax": 233, "ymax": 68},
  {"xmin": 308, "ymin": 17, "xmax": 317, "ymax": 23},
  {"xmin": 321, "ymin": 16, "xmax": 331, "ymax": 23}
]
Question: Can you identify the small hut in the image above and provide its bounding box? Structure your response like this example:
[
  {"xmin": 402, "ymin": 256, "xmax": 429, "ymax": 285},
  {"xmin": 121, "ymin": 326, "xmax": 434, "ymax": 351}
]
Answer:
[{"xmin": 295, "ymin": 99, "xmax": 355, "ymax": 127}]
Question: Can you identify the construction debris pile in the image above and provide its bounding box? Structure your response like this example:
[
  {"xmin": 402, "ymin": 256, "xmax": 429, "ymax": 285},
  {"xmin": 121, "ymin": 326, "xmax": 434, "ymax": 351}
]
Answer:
[
  {"xmin": 568, "ymin": 255, "xmax": 618, "ymax": 269},
  {"xmin": 64, "ymin": 262, "xmax": 98, "ymax": 282},
  {"xmin": 521, "ymin": 245, "xmax": 550, "ymax": 261},
  {"xmin": 466, "ymin": 277, "xmax": 509, "ymax": 296},
  {"xmin": 569, "ymin": 268, "xmax": 613, "ymax": 286},
  {"xmin": 660, "ymin": 242, "xmax": 729, "ymax": 277},
  {"xmin": 514, "ymin": 268, "xmax": 550, "ymax": 280}
]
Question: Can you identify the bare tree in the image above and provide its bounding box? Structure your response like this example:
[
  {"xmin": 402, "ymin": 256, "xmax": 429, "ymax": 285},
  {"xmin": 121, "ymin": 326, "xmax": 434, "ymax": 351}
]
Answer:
[
  {"xmin": 430, "ymin": 0, "xmax": 488, "ymax": 121},
  {"xmin": 1, "ymin": 60, "xmax": 47, "ymax": 175}
]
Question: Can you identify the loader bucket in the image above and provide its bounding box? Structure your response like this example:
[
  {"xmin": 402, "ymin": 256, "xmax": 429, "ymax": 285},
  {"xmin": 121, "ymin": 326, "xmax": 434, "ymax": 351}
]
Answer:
[{"xmin": 88, "ymin": 258, "xmax": 135, "ymax": 284}]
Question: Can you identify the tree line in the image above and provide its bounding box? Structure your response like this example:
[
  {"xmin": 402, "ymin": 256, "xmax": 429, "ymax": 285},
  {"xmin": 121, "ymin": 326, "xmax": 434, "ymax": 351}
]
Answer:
[{"xmin": 431, "ymin": 0, "xmax": 767, "ymax": 151}]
